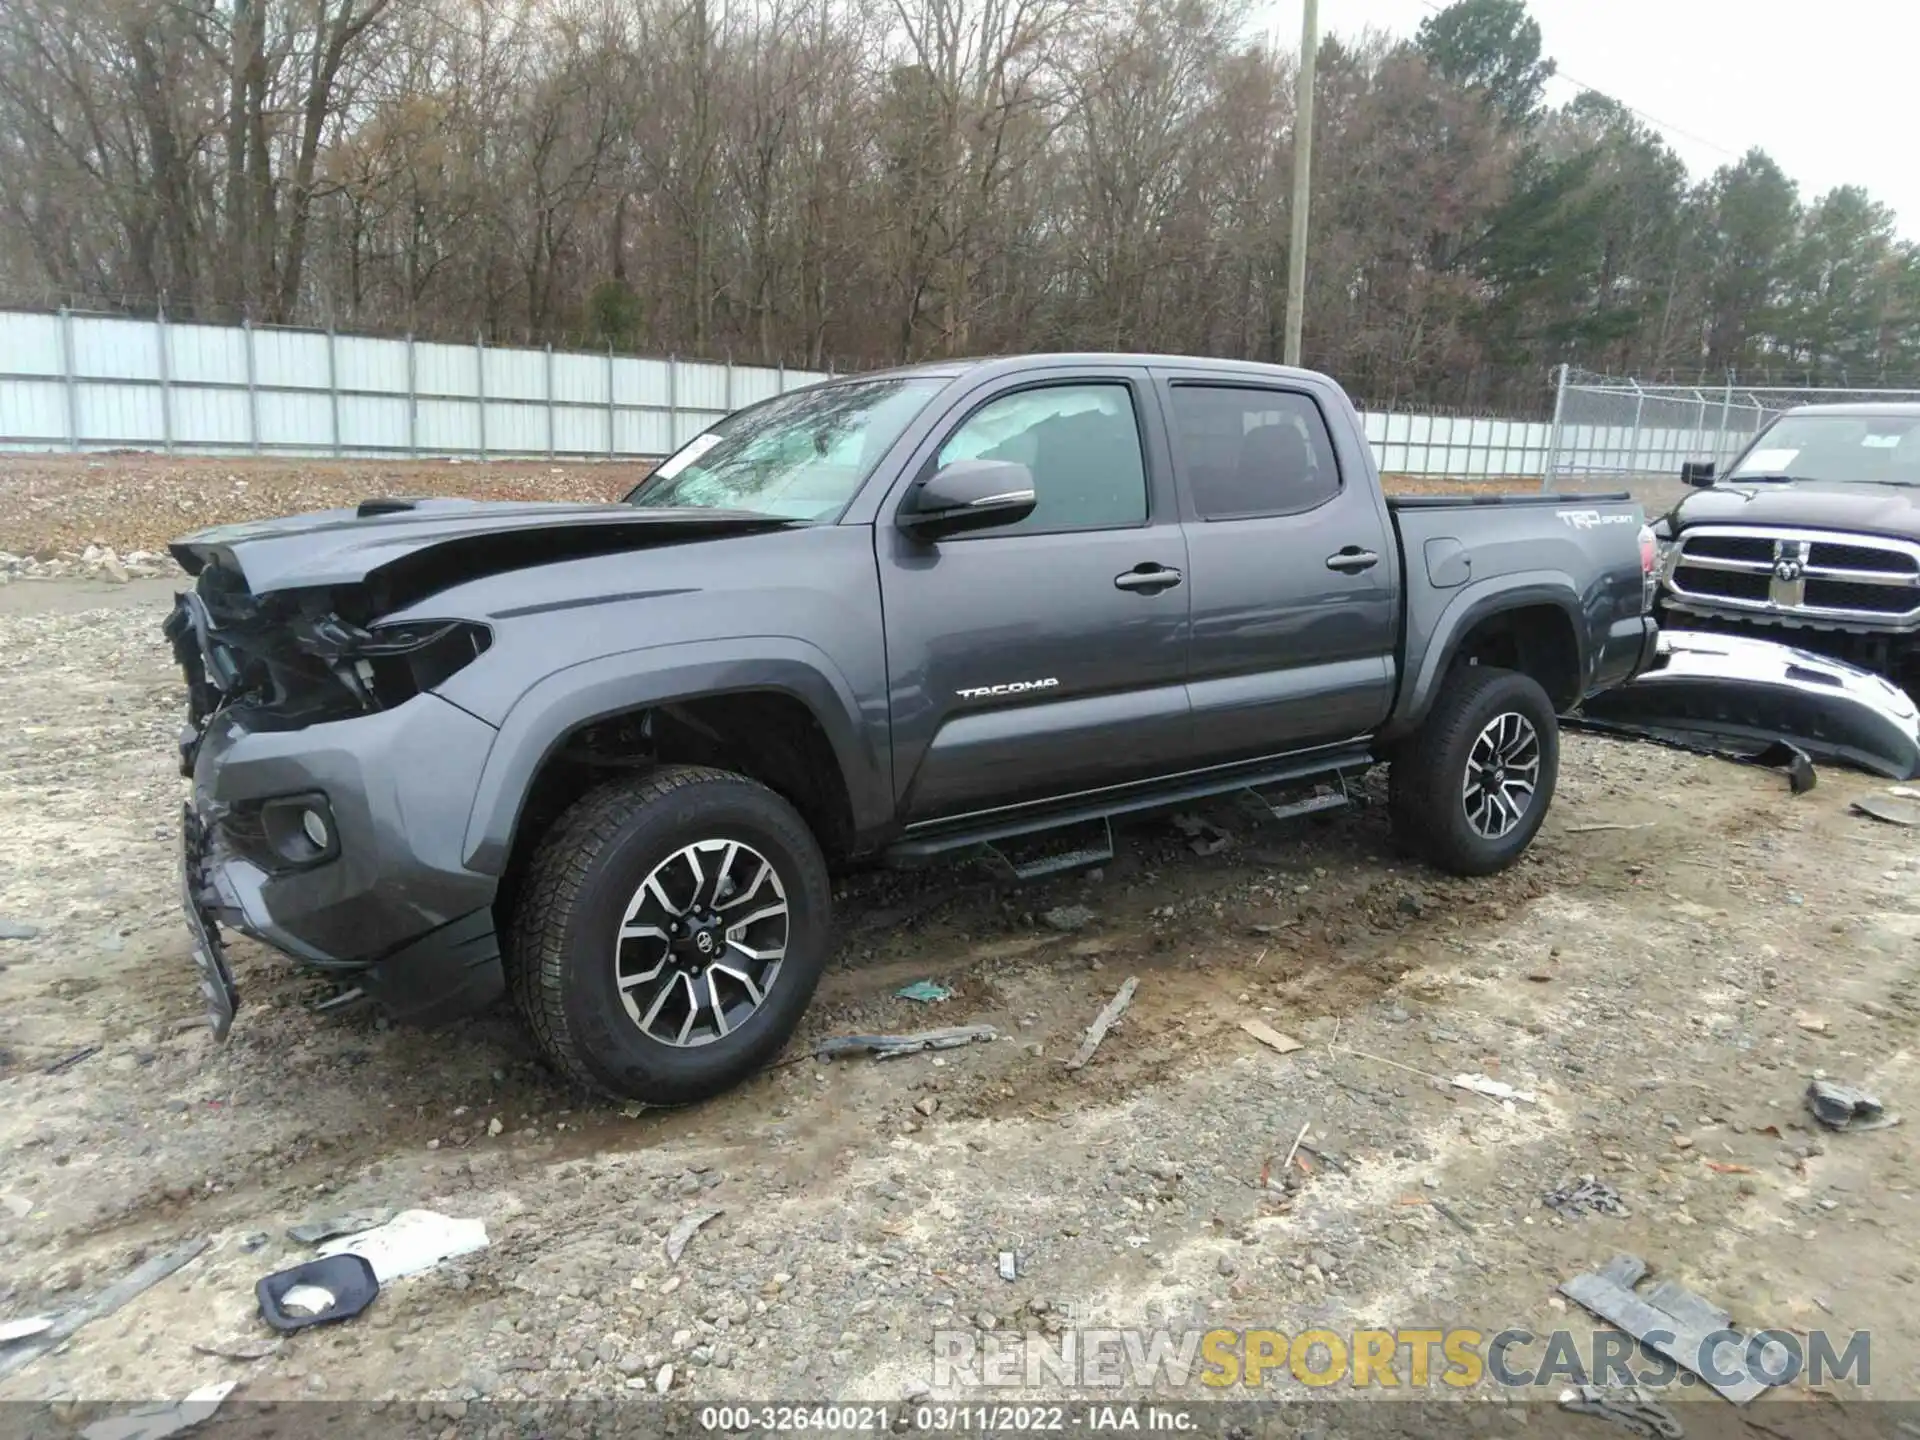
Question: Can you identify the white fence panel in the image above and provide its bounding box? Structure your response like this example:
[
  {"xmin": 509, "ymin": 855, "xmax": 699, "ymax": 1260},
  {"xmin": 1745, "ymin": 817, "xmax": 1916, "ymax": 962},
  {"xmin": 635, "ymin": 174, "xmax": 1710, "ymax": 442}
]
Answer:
[
  {"xmin": 1, "ymin": 312, "xmax": 63, "ymax": 376},
  {"xmin": 0, "ymin": 308, "xmax": 832, "ymax": 458}
]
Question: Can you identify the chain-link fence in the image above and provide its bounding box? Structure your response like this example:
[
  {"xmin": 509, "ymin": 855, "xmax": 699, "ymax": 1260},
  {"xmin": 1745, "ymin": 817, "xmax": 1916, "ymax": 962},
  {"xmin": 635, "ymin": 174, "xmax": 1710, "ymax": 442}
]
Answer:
[{"xmin": 1543, "ymin": 366, "xmax": 1920, "ymax": 489}]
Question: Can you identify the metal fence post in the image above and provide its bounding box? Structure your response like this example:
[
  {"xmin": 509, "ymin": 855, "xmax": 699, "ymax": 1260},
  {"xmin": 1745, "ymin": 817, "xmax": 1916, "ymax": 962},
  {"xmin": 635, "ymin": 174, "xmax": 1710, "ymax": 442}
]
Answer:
[
  {"xmin": 777, "ymin": 360, "xmax": 786, "ymax": 395},
  {"xmin": 1540, "ymin": 362, "xmax": 1569, "ymax": 491},
  {"xmin": 725, "ymin": 354, "xmax": 734, "ymax": 413},
  {"xmin": 1691, "ymin": 390, "xmax": 1709, "ymax": 462},
  {"xmin": 606, "ymin": 344, "xmax": 616, "ymax": 458},
  {"xmin": 1716, "ymin": 373, "xmax": 1734, "ymax": 468},
  {"xmin": 1628, "ymin": 380, "xmax": 1645, "ymax": 479},
  {"xmin": 406, "ymin": 333, "xmax": 418, "ymax": 457},
  {"xmin": 243, "ymin": 318, "xmax": 261, "ymax": 454},
  {"xmin": 476, "ymin": 331, "xmax": 488, "ymax": 462},
  {"xmin": 545, "ymin": 343, "xmax": 556, "ymax": 459},
  {"xmin": 667, "ymin": 354, "xmax": 678, "ymax": 450},
  {"xmin": 156, "ymin": 305, "xmax": 174, "ymax": 455},
  {"xmin": 326, "ymin": 322, "xmax": 342, "ymax": 457},
  {"xmin": 58, "ymin": 305, "xmax": 77, "ymax": 452}
]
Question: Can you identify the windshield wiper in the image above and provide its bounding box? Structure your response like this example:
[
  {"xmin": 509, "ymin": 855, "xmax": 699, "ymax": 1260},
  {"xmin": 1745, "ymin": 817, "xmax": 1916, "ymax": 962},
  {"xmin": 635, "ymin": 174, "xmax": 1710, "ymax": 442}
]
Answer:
[{"xmin": 1726, "ymin": 472, "xmax": 1799, "ymax": 484}]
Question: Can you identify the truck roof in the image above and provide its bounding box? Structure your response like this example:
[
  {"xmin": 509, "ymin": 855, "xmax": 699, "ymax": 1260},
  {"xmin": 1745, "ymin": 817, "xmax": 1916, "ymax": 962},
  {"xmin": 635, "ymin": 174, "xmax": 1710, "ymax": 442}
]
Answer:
[
  {"xmin": 840, "ymin": 353, "xmax": 1335, "ymax": 388},
  {"xmin": 1781, "ymin": 401, "xmax": 1920, "ymax": 418}
]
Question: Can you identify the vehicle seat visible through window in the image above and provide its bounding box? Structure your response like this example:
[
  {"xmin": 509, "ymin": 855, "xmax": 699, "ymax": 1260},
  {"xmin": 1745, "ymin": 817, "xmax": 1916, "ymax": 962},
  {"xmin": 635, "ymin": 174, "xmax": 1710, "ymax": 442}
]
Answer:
[{"xmin": 1229, "ymin": 422, "xmax": 1315, "ymax": 515}]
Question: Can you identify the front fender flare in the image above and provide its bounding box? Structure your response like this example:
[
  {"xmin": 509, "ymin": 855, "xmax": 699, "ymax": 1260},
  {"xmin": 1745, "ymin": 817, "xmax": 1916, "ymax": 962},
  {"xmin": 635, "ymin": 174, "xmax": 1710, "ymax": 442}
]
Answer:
[
  {"xmin": 460, "ymin": 636, "xmax": 887, "ymax": 875},
  {"xmin": 1392, "ymin": 572, "xmax": 1589, "ymax": 734}
]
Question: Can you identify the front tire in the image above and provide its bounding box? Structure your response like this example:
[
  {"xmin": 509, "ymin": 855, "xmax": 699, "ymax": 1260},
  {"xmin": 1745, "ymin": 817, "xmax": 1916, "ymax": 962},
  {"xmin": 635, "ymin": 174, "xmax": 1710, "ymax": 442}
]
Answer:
[
  {"xmin": 508, "ymin": 765, "xmax": 832, "ymax": 1104},
  {"xmin": 1390, "ymin": 666, "xmax": 1559, "ymax": 877}
]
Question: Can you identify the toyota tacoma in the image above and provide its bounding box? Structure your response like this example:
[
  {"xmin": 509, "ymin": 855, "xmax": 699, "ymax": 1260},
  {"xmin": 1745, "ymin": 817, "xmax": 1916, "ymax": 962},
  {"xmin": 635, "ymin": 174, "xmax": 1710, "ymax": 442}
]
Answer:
[{"xmin": 168, "ymin": 354, "xmax": 1658, "ymax": 1102}]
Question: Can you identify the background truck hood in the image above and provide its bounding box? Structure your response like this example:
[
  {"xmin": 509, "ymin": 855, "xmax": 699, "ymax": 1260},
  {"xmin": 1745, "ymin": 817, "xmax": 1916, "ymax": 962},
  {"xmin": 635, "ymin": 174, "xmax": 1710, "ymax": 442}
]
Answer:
[
  {"xmin": 1670, "ymin": 480, "xmax": 1920, "ymax": 540},
  {"xmin": 169, "ymin": 499, "xmax": 795, "ymax": 595}
]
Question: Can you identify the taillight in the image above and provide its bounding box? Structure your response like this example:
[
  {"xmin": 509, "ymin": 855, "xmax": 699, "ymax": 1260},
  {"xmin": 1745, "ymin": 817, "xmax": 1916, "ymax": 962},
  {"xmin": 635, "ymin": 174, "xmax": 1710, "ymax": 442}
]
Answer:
[{"xmin": 1638, "ymin": 525, "xmax": 1657, "ymax": 574}]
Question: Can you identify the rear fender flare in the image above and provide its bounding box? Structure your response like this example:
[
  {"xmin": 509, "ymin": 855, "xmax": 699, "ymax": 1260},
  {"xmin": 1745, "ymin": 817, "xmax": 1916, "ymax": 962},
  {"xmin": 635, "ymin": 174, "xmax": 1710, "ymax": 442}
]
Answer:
[
  {"xmin": 461, "ymin": 636, "xmax": 886, "ymax": 874},
  {"xmin": 1392, "ymin": 573, "xmax": 1589, "ymax": 734}
]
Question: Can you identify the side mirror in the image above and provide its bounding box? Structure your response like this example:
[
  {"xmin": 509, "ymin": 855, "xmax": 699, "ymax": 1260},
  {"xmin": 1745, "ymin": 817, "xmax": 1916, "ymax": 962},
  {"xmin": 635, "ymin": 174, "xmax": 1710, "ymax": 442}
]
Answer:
[
  {"xmin": 1680, "ymin": 460, "xmax": 1716, "ymax": 487},
  {"xmin": 898, "ymin": 459, "xmax": 1036, "ymax": 539}
]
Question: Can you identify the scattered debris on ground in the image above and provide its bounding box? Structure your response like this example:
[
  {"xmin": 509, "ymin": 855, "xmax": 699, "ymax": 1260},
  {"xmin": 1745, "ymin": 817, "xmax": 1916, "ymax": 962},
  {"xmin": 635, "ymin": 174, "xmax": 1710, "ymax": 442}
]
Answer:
[
  {"xmin": 1560, "ymin": 1253, "xmax": 1783, "ymax": 1404},
  {"xmin": 894, "ymin": 980, "xmax": 952, "ymax": 1004},
  {"xmin": 665, "ymin": 1209, "xmax": 723, "ymax": 1265},
  {"xmin": 316, "ymin": 1210, "xmax": 487, "ymax": 1283},
  {"xmin": 813, "ymin": 1024, "xmax": 997, "ymax": 1061},
  {"xmin": 1040, "ymin": 905, "xmax": 1096, "ymax": 934},
  {"xmin": 1171, "ymin": 812, "xmax": 1233, "ymax": 855},
  {"xmin": 1240, "ymin": 1018, "xmax": 1302, "ymax": 1054},
  {"xmin": 285, "ymin": 1208, "xmax": 395, "ymax": 1245},
  {"xmin": 256, "ymin": 1254, "xmax": 379, "ymax": 1332},
  {"xmin": 1852, "ymin": 794, "xmax": 1920, "ymax": 827},
  {"xmin": 1064, "ymin": 976, "xmax": 1138, "ymax": 1070},
  {"xmin": 1807, "ymin": 1079, "xmax": 1901, "ymax": 1132},
  {"xmin": 1451, "ymin": 1072, "xmax": 1538, "ymax": 1105},
  {"xmin": 1557, "ymin": 1383, "xmax": 1684, "ymax": 1437},
  {"xmin": 1543, "ymin": 1176, "xmax": 1630, "ymax": 1219},
  {"xmin": 79, "ymin": 1380, "xmax": 235, "ymax": 1440},
  {"xmin": 0, "ymin": 1238, "xmax": 209, "ymax": 1383}
]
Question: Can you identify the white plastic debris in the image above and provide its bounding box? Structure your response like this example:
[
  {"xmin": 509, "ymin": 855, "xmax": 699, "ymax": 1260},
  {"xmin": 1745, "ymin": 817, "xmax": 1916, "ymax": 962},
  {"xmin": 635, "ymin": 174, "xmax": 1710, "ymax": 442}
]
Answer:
[
  {"xmin": 1451, "ymin": 1073, "xmax": 1539, "ymax": 1105},
  {"xmin": 0, "ymin": 1316, "xmax": 54, "ymax": 1344},
  {"xmin": 81, "ymin": 1380, "xmax": 235, "ymax": 1440},
  {"xmin": 280, "ymin": 1284, "xmax": 337, "ymax": 1316},
  {"xmin": 316, "ymin": 1208, "xmax": 488, "ymax": 1282}
]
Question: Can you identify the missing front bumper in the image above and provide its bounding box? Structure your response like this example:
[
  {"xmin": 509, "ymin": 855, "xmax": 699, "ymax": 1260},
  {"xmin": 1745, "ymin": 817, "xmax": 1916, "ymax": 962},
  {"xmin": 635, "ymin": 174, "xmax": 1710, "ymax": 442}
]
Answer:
[{"xmin": 1579, "ymin": 629, "xmax": 1920, "ymax": 780}]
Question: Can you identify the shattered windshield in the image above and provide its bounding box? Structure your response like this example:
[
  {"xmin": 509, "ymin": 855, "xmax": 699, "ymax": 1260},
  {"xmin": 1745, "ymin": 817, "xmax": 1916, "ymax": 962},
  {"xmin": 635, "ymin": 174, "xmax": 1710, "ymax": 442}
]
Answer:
[
  {"xmin": 627, "ymin": 377, "xmax": 944, "ymax": 520},
  {"xmin": 1731, "ymin": 413, "xmax": 1920, "ymax": 486}
]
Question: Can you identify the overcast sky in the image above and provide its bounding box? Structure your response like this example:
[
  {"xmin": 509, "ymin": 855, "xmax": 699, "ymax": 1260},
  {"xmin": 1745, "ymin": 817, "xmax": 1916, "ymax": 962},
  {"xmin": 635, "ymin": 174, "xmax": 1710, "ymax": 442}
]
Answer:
[{"xmin": 1253, "ymin": 0, "xmax": 1920, "ymax": 238}]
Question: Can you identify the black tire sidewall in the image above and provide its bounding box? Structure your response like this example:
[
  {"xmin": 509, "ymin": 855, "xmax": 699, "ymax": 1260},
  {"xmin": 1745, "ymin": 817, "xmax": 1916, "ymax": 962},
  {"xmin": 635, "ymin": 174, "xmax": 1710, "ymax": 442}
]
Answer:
[
  {"xmin": 1417, "ymin": 669, "xmax": 1559, "ymax": 876},
  {"xmin": 558, "ymin": 780, "xmax": 830, "ymax": 1101}
]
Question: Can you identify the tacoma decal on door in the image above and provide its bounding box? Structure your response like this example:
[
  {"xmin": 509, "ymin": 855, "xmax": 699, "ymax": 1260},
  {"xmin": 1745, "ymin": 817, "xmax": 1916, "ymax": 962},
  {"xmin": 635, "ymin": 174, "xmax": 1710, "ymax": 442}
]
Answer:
[{"xmin": 956, "ymin": 678, "xmax": 1061, "ymax": 699}]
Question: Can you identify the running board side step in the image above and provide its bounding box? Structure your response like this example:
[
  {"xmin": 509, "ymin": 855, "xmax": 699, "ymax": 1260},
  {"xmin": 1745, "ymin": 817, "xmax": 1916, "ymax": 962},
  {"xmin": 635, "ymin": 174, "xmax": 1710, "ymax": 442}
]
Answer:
[
  {"xmin": 1244, "ymin": 773, "xmax": 1351, "ymax": 822},
  {"xmin": 978, "ymin": 818, "xmax": 1114, "ymax": 882},
  {"xmin": 886, "ymin": 747, "xmax": 1375, "ymax": 869}
]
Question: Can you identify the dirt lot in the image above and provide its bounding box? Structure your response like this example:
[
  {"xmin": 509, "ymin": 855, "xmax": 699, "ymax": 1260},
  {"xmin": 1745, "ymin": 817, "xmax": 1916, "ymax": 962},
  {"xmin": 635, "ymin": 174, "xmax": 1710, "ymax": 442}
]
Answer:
[{"xmin": 0, "ymin": 457, "xmax": 1909, "ymax": 1436}]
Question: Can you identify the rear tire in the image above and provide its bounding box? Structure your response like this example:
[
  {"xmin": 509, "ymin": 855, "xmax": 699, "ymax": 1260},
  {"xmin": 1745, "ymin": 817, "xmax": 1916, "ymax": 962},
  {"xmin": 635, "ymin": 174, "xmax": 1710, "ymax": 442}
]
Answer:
[
  {"xmin": 508, "ymin": 765, "xmax": 831, "ymax": 1104},
  {"xmin": 1390, "ymin": 666, "xmax": 1558, "ymax": 877}
]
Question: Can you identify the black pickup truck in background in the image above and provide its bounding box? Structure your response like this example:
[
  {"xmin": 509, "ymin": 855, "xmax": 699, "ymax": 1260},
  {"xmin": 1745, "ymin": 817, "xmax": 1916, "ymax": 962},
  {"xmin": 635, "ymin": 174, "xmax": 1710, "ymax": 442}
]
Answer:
[
  {"xmin": 168, "ymin": 354, "xmax": 1659, "ymax": 1102},
  {"xmin": 1655, "ymin": 402, "xmax": 1920, "ymax": 694}
]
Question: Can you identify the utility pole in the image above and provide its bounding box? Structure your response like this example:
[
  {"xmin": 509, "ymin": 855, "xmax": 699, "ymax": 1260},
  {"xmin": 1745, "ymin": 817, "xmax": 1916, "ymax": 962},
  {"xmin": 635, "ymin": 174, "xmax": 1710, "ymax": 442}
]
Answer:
[{"xmin": 1283, "ymin": 0, "xmax": 1318, "ymax": 368}]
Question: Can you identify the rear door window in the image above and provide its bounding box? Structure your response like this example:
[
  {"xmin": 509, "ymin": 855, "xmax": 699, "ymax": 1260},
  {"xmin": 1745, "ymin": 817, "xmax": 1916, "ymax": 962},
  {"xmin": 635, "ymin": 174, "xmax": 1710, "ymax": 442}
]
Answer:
[{"xmin": 1168, "ymin": 385, "xmax": 1341, "ymax": 519}]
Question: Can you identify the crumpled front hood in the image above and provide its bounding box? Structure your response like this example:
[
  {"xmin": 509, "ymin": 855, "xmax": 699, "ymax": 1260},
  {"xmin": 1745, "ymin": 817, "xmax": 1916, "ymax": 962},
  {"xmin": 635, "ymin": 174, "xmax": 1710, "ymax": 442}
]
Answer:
[
  {"xmin": 169, "ymin": 498, "xmax": 795, "ymax": 597},
  {"xmin": 1670, "ymin": 481, "xmax": 1920, "ymax": 540}
]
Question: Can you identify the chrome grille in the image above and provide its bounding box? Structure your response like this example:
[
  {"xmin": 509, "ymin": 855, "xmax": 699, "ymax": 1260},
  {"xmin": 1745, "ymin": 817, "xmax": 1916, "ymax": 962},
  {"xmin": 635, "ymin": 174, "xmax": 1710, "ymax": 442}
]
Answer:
[{"xmin": 1665, "ymin": 525, "xmax": 1920, "ymax": 626}]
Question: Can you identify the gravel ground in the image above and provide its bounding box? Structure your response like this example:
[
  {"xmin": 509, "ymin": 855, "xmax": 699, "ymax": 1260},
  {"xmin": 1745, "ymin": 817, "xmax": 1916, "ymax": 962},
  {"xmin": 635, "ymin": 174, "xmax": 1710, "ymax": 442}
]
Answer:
[{"xmin": 0, "ymin": 458, "xmax": 1899, "ymax": 1437}]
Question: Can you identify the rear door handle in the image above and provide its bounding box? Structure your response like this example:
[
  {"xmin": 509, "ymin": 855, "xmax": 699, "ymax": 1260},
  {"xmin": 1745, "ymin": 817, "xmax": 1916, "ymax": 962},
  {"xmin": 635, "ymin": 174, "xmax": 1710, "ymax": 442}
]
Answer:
[
  {"xmin": 1325, "ymin": 547, "xmax": 1380, "ymax": 574},
  {"xmin": 1114, "ymin": 564, "xmax": 1183, "ymax": 594}
]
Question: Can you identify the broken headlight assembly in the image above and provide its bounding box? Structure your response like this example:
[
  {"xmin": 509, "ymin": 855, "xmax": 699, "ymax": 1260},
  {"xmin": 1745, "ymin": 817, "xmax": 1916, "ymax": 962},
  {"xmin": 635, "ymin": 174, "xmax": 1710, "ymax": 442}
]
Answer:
[
  {"xmin": 170, "ymin": 581, "xmax": 491, "ymax": 727},
  {"xmin": 337, "ymin": 619, "xmax": 493, "ymax": 710}
]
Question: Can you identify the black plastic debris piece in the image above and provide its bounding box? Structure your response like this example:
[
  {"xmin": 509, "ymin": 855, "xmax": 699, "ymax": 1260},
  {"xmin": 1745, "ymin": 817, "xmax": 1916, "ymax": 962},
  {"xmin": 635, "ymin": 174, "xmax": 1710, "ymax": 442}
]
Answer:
[
  {"xmin": 1560, "ymin": 1253, "xmax": 1786, "ymax": 1405},
  {"xmin": 1750, "ymin": 740, "xmax": 1818, "ymax": 795},
  {"xmin": 1569, "ymin": 719, "xmax": 1819, "ymax": 793},
  {"xmin": 1806, "ymin": 1079, "xmax": 1900, "ymax": 1132},
  {"xmin": 1543, "ymin": 1175, "xmax": 1629, "ymax": 1218},
  {"xmin": 255, "ymin": 1253, "xmax": 379, "ymax": 1333},
  {"xmin": 813, "ymin": 1025, "xmax": 996, "ymax": 1061}
]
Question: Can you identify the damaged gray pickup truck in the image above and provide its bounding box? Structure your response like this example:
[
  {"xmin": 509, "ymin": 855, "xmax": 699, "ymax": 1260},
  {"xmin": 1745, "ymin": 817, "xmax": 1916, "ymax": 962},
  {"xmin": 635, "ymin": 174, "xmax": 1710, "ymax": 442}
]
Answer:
[{"xmin": 168, "ymin": 355, "xmax": 1658, "ymax": 1102}]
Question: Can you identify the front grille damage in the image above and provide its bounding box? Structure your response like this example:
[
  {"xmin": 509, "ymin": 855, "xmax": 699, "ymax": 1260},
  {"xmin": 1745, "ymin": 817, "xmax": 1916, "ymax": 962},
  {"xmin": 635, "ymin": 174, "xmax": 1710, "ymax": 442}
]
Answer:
[
  {"xmin": 164, "ymin": 564, "xmax": 489, "ymax": 773},
  {"xmin": 1665, "ymin": 526, "xmax": 1920, "ymax": 628}
]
